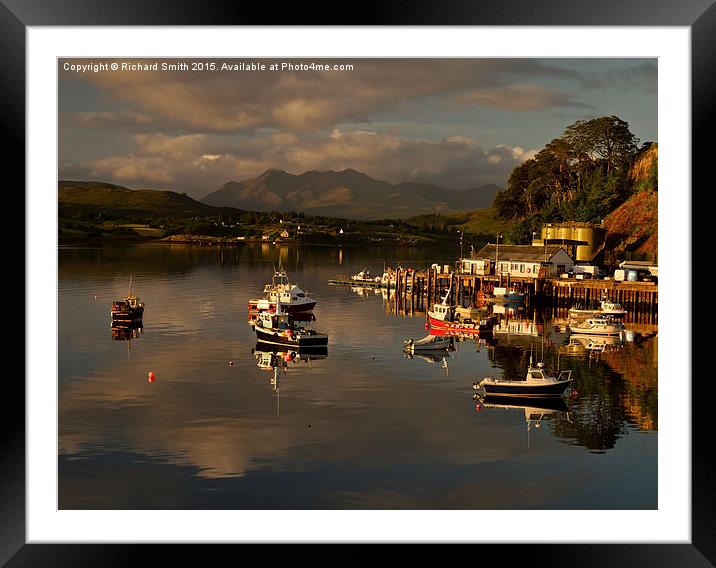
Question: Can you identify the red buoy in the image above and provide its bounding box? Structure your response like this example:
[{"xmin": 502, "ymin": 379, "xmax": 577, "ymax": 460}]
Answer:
[{"xmin": 148, "ymin": 371, "xmax": 156, "ymax": 383}]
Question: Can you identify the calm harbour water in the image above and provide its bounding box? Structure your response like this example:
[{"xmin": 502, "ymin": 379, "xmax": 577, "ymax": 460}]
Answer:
[{"xmin": 58, "ymin": 243, "xmax": 657, "ymax": 509}]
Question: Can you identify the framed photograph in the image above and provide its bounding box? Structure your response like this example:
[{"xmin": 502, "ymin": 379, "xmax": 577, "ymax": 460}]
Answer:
[{"xmin": 8, "ymin": 0, "xmax": 706, "ymax": 565}]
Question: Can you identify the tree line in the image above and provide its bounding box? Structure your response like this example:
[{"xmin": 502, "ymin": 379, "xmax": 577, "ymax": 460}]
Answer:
[{"xmin": 493, "ymin": 116, "xmax": 656, "ymax": 243}]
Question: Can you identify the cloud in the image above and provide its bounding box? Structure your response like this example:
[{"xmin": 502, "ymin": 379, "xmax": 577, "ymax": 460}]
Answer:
[
  {"xmin": 61, "ymin": 129, "xmax": 538, "ymax": 194},
  {"xmin": 455, "ymin": 84, "xmax": 593, "ymax": 112},
  {"xmin": 580, "ymin": 61, "xmax": 657, "ymax": 92},
  {"xmin": 60, "ymin": 58, "xmax": 585, "ymax": 133}
]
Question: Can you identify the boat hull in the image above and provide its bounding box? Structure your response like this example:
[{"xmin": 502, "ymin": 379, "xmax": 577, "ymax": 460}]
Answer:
[
  {"xmin": 569, "ymin": 308, "xmax": 626, "ymax": 320},
  {"xmin": 480, "ymin": 395, "xmax": 569, "ymax": 412},
  {"xmin": 254, "ymin": 326, "xmax": 328, "ymax": 347},
  {"xmin": 248, "ymin": 299, "xmax": 317, "ymax": 313},
  {"xmin": 254, "ymin": 340, "xmax": 328, "ymax": 358},
  {"xmin": 481, "ymin": 379, "xmax": 572, "ymax": 398},
  {"xmin": 428, "ymin": 314, "xmax": 494, "ymax": 335},
  {"xmin": 404, "ymin": 337, "xmax": 452, "ymax": 352},
  {"xmin": 569, "ymin": 325, "xmax": 623, "ymax": 336}
]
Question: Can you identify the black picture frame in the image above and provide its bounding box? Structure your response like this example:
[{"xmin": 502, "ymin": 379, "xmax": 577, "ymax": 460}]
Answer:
[{"xmin": 5, "ymin": 1, "xmax": 705, "ymax": 565}]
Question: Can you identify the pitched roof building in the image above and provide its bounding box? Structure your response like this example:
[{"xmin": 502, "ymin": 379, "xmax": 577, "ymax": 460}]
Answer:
[{"xmin": 461, "ymin": 244, "xmax": 574, "ymax": 278}]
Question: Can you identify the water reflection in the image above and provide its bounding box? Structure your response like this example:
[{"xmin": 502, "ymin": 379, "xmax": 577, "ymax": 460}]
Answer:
[
  {"xmin": 403, "ymin": 350, "xmax": 452, "ymax": 376},
  {"xmin": 567, "ymin": 334, "xmax": 624, "ymax": 355},
  {"xmin": 473, "ymin": 395, "xmax": 571, "ymax": 448},
  {"xmin": 111, "ymin": 321, "xmax": 143, "ymax": 341},
  {"xmin": 59, "ymin": 243, "xmax": 657, "ymax": 509}
]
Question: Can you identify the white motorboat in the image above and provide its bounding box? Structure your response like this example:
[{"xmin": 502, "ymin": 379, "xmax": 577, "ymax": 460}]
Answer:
[
  {"xmin": 403, "ymin": 333, "xmax": 453, "ymax": 352},
  {"xmin": 569, "ymin": 299, "xmax": 627, "ymax": 321},
  {"xmin": 569, "ymin": 316, "xmax": 624, "ymax": 336},
  {"xmin": 474, "ymin": 359, "xmax": 573, "ymax": 398},
  {"xmin": 351, "ymin": 268, "xmax": 381, "ymax": 285}
]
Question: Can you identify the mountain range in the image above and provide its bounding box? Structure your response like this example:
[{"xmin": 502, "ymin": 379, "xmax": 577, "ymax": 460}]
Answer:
[{"xmin": 200, "ymin": 169, "xmax": 501, "ymax": 219}]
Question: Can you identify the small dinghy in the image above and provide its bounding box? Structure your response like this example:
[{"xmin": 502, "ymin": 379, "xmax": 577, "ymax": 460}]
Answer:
[{"xmin": 403, "ymin": 333, "xmax": 453, "ymax": 353}]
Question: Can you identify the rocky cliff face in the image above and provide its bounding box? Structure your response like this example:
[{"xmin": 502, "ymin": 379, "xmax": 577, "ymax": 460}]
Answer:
[{"xmin": 603, "ymin": 143, "xmax": 658, "ymax": 262}]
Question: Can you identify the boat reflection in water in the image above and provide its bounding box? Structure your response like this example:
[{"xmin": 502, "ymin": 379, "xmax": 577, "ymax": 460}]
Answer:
[
  {"xmin": 253, "ymin": 341, "xmax": 328, "ymax": 368},
  {"xmin": 559, "ymin": 333, "xmax": 624, "ymax": 359},
  {"xmin": 111, "ymin": 321, "xmax": 143, "ymax": 341},
  {"xmin": 570, "ymin": 334, "xmax": 624, "ymax": 353},
  {"xmin": 252, "ymin": 341, "xmax": 328, "ymax": 414},
  {"xmin": 351, "ymin": 285, "xmax": 383, "ymax": 298},
  {"xmin": 473, "ymin": 394, "xmax": 571, "ymax": 447},
  {"xmin": 490, "ymin": 301, "xmax": 525, "ymax": 316},
  {"xmin": 404, "ymin": 349, "xmax": 451, "ymax": 375}
]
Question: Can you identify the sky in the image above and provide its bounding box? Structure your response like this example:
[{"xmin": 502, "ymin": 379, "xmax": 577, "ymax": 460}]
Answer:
[{"xmin": 58, "ymin": 58, "xmax": 657, "ymax": 199}]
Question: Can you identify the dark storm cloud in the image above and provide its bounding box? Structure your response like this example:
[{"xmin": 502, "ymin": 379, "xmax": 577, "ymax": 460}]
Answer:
[{"xmin": 60, "ymin": 58, "xmax": 585, "ymax": 134}]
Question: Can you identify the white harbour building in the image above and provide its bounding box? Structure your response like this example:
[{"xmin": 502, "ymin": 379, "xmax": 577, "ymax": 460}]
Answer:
[{"xmin": 460, "ymin": 244, "xmax": 575, "ymax": 279}]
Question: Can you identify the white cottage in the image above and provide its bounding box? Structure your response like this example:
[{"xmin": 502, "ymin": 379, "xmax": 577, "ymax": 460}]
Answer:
[{"xmin": 466, "ymin": 244, "xmax": 574, "ymax": 279}]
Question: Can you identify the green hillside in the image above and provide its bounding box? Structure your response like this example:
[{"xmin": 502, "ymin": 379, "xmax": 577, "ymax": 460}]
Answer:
[{"xmin": 59, "ymin": 180, "xmax": 218, "ymax": 217}]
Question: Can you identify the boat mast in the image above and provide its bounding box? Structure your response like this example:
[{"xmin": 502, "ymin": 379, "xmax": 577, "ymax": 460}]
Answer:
[{"xmin": 441, "ymin": 277, "xmax": 453, "ymax": 306}]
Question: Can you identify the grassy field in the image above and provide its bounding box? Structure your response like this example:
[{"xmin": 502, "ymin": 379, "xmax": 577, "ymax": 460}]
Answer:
[{"xmin": 449, "ymin": 208, "xmax": 509, "ymax": 236}]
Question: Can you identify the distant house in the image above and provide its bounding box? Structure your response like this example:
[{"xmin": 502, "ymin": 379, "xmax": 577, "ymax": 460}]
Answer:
[
  {"xmin": 280, "ymin": 229, "xmax": 290, "ymax": 238},
  {"xmin": 463, "ymin": 244, "xmax": 574, "ymax": 279}
]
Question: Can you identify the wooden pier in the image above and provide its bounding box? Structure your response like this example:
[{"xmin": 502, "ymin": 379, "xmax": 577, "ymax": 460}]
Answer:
[{"xmin": 332, "ymin": 267, "xmax": 658, "ymax": 324}]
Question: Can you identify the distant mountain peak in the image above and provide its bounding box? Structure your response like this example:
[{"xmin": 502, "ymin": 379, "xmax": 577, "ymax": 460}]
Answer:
[
  {"xmin": 200, "ymin": 169, "xmax": 502, "ymax": 220},
  {"xmin": 258, "ymin": 168, "xmax": 290, "ymax": 178}
]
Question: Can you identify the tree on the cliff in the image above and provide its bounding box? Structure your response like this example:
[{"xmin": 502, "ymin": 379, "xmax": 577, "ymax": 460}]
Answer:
[{"xmin": 492, "ymin": 115, "xmax": 640, "ymax": 241}]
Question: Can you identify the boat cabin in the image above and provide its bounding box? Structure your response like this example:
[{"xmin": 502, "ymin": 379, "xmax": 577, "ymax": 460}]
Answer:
[
  {"xmin": 431, "ymin": 303, "xmax": 452, "ymax": 322},
  {"xmin": 271, "ymin": 285, "xmax": 307, "ymax": 304},
  {"xmin": 257, "ymin": 310, "xmax": 290, "ymax": 330},
  {"xmin": 113, "ymin": 295, "xmax": 143, "ymax": 310},
  {"xmin": 527, "ymin": 363, "xmax": 548, "ymax": 381},
  {"xmin": 525, "ymin": 362, "xmax": 573, "ymax": 383}
]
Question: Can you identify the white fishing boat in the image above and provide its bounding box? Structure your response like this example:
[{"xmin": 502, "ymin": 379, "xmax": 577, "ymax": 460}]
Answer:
[
  {"xmin": 569, "ymin": 316, "xmax": 624, "ymax": 336},
  {"xmin": 403, "ymin": 333, "xmax": 453, "ymax": 353},
  {"xmin": 569, "ymin": 299, "xmax": 627, "ymax": 321},
  {"xmin": 248, "ymin": 263, "xmax": 317, "ymax": 315},
  {"xmin": 474, "ymin": 358, "xmax": 573, "ymax": 398}
]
